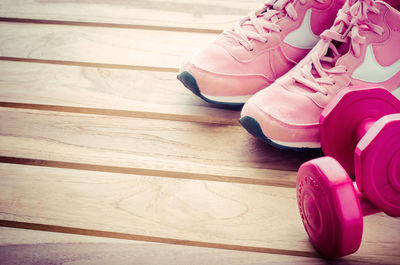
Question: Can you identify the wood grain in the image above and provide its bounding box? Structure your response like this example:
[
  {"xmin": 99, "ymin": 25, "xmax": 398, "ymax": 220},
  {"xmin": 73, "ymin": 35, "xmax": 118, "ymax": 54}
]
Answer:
[
  {"xmin": 0, "ymin": 163, "xmax": 314, "ymax": 255},
  {"xmin": 0, "ymin": 107, "xmax": 324, "ymax": 186},
  {"xmin": 0, "ymin": 163, "xmax": 399, "ymax": 264},
  {"xmin": 0, "ymin": 60, "xmax": 239, "ymax": 124},
  {"xmin": 0, "ymin": 0, "xmax": 261, "ymax": 32},
  {"xmin": 0, "ymin": 22, "xmax": 215, "ymax": 69},
  {"xmin": 0, "ymin": 227, "xmax": 387, "ymax": 265}
]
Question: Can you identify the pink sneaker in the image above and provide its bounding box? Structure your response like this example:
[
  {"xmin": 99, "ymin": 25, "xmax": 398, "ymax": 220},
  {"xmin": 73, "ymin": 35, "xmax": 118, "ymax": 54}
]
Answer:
[
  {"xmin": 177, "ymin": 0, "xmax": 345, "ymax": 106},
  {"xmin": 240, "ymin": 0, "xmax": 400, "ymax": 149}
]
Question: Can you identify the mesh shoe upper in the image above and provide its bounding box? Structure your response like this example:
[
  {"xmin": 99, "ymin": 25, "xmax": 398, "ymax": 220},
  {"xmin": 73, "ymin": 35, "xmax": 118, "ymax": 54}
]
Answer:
[
  {"xmin": 241, "ymin": 0, "xmax": 400, "ymax": 148},
  {"xmin": 180, "ymin": 0, "xmax": 344, "ymax": 103}
]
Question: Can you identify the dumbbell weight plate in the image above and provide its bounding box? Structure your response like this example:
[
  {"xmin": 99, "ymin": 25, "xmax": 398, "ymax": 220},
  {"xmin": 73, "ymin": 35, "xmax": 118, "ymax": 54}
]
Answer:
[
  {"xmin": 355, "ymin": 114, "xmax": 400, "ymax": 217},
  {"xmin": 320, "ymin": 86, "xmax": 400, "ymax": 176},
  {"xmin": 297, "ymin": 157, "xmax": 363, "ymax": 258}
]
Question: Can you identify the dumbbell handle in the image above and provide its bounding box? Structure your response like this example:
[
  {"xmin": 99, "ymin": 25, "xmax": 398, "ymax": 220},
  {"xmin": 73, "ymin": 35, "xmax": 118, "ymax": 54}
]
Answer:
[
  {"xmin": 355, "ymin": 118, "xmax": 377, "ymax": 143},
  {"xmin": 355, "ymin": 117, "xmax": 389, "ymax": 216},
  {"xmin": 353, "ymin": 182, "xmax": 381, "ymax": 216}
]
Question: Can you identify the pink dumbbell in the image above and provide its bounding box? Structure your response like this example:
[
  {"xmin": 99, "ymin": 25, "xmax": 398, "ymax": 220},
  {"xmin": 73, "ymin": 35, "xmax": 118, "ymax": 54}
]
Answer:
[
  {"xmin": 321, "ymin": 86, "xmax": 400, "ymax": 217},
  {"xmin": 297, "ymin": 86, "xmax": 400, "ymax": 258}
]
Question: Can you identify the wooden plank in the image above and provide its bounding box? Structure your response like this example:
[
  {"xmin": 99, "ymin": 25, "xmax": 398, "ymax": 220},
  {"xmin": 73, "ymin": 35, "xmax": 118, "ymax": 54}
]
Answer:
[
  {"xmin": 0, "ymin": 22, "xmax": 215, "ymax": 69},
  {"xmin": 0, "ymin": 107, "xmax": 324, "ymax": 186},
  {"xmin": 0, "ymin": 60, "xmax": 239, "ymax": 125},
  {"xmin": 0, "ymin": 0, "xmax": 261, "ymax": 32},
  {"xmin": 0, "ymin": 228, "xmax": 339, "ymax": 265},
  {"xmin": 0, "ymin": 163, "xmax": 312, "ymax": 254},
  {"xmin": 0, "ymin": 228, "xmax": 384, "ymax": 265},
  {"xmin": 0, "ymin": 164, "xmax": 398, "ymax": 264}
]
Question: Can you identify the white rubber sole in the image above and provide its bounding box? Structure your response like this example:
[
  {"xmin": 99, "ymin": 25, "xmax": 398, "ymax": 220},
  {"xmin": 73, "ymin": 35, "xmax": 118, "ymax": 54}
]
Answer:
[
  {"xmin": 203, "ymin": 93, "xmax": 253, "ymax": 104},
  {"xmin": 271, "ymin": 139, "xmax": 321, "ymax": 149}
]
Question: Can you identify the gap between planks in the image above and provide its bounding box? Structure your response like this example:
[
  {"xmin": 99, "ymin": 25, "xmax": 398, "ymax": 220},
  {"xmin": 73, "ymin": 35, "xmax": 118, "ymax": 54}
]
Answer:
[
  {"xmin": 2, "ymin": 228, "xmax": 395, "ymax": 265},
  {"xmin": 0, "ymin": 17, "xmax": 222, "ymax": 34},
  {"xmin": 0, "ymin": 221, "xmax": 396, "ymax": 265},
  {"xmin": 0, "ymin": 156, "xmax": 294, "ymax": 188},
  {"xmin": 0, "ymin": 102, "xmax": 239, "ymax": 125},
  {"xmin": 0, "ymin": 222, "xmax": 395, "ymax": 264},
  {"xmin": 0, "ymin": 107, "xmax": 320, "ymax": 186},
  {"xmin": 0, "ymin": 163, "xmax": 398, "ymax": 264},
  {"xmin": 0, "ymin": 228, "xmax": 333, "ymax": 265},
  {"xmin": 0, "ymin": 56, "xmax": 179, "ymax": 73},
  {"xmin": 0, "ymin": 60, "xmax": 241, "ymax": 126},
  {"xmin": 0, "ymin": 220, "xmax": 317, "ymax": 258},
  {"xmin": 0, "ymin": 163, "xmax": 315, "ymax": 259},
  {"xmin": 0, "ymin": 21, "xmax": 218, "ymax": 69},
  {"xmin": 0, "ymin": 0, "xmax": 262, "ymax": 33}
]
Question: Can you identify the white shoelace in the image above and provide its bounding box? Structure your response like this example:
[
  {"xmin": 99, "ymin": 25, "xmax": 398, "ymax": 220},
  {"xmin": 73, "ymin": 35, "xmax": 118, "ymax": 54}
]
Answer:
[
  {"xmin": 292, "ymin": 0, "xmax": 384, "ymax": 95},
  {"xmin": 223, "ymin": 0, "xmax": 324, "ymax": 50}
]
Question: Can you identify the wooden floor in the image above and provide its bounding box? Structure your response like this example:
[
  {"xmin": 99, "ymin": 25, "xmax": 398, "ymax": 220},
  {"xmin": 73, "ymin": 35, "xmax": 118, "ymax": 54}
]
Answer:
[{"xmin": 0, "ymin": 1, "xmax": 399, "ymax": 264}]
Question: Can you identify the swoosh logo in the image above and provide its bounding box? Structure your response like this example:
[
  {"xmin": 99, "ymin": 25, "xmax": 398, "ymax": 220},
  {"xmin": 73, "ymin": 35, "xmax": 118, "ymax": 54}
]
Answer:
[
  {"xmin": 283, "ymin": 9, "xmax": 320, "ymax": 49},
  {"xmin": 352, "ymin": 45, "xmax": 400, "ymax": 83}
]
